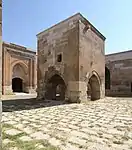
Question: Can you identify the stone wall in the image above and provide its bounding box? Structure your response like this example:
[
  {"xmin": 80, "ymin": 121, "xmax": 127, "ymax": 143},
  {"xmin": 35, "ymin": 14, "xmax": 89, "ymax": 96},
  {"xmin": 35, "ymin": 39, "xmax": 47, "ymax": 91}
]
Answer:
[
  {"xmin": 0, "ymin": 0, "xmax": 2, "ymax": 96},
  {"xmin": 2, "ymin": 42, "xmax": 37, "ymax": 95},
  {"xmin": 37, "ymin": 13, "xmax": 80, "ymax": 101},
  {"xmin": 106, "ymin": 51, "xmax": 132, "ymax": 96},
  {"xmin": 0, "ymin": 0, "xmax": 2, "ymax": 147},
  {"xmin": 79, "ymin": 16, "xmax": 105, "ymax": 101}
]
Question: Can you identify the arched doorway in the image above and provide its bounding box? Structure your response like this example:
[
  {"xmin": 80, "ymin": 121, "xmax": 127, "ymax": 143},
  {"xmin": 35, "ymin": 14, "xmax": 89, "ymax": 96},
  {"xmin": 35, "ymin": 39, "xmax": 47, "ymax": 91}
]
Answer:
[
  {"xmin": 105, "ymin": 67, "xmax": 110, "ymax": 89},
  {"xmin": 45, "ymin": 74, "xmax": 66, "ymax": 100},
  {"xmin": 12, "ymin": 63, "xmax": 28, "ymax": 93},
  {"xmin": 87, "ymin": 75, "xmax": 100, "ymax": 100},
  {"xmin": 12, "ymin": 78, "xmax": 23, "ymax": 92}
]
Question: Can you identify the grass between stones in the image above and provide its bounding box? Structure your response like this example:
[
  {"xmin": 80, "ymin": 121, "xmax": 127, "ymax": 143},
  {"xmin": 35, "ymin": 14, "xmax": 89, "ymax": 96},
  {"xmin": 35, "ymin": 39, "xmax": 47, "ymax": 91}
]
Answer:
[{"xmin": 2, "ymin": 123, "xmax": 60, "ymax": 150}]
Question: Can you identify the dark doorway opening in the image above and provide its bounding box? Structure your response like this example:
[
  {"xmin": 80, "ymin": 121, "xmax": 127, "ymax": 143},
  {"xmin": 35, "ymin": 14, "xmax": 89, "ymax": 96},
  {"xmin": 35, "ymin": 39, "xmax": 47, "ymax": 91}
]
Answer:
[
  {"xmin": 87, "ymin": 75, "xmax": 100, "ymax": 100},
  {"xmin": 105, "ymin": 67, "xmax": 110, "ymax": 89},
  {"xmin": 57, "ymin": 54, "xmax": 62, "ymax": 62},
  {"xmin": 12, "ymin": 78, "xmax": 23, "ymax": 92},
  {"xmin": 131, "ymin": 82, "xmax": 132, "ymax": 92},
  {"xmin": 45, "ymin": 74, "xmax": 66, "ymax": 101}
]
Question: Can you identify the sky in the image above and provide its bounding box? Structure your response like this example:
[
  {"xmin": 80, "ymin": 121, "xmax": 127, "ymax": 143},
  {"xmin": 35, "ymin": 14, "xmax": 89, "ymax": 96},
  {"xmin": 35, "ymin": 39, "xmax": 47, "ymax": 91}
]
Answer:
[{"xmin": 2, "ymin": 0, "xmax": 132, "ymax": 54}]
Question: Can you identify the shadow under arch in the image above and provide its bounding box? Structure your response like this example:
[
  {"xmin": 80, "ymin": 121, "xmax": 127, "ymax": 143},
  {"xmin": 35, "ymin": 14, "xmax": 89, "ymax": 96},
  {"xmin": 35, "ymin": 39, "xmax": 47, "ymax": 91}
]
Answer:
[
  {"xmin": 11, "ymin": 61, "xmax": 28, "ymax": 75},
  {"xmin": 12, "ymin": 62, "xmax": 28, "ymax": 93},
  {"xmin": 87, "ymin": 70, "xmax": 101, "ymax": 100},
  {"xmin": 45, "ymin": 73, "xmax": 66, "ymax": 101},
  {"xmin": 12, "ymin": 77, "xmax": 23, "ymax": 92}
]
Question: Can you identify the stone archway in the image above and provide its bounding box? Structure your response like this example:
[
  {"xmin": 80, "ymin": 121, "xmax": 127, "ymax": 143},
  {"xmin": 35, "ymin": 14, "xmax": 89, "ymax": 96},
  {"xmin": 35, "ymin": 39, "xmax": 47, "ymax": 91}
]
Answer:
[
  {"xmin": 87, "ymin": 74, "xmax": 101, "ymax": 100},
  {"xmin": 45, "ymin": 74, "xmax": 66, "ymax": 100},
  {"xmin": 12, "ymin": 77, "xmax": 23, "ymax": 92},
  {"xmin": 12, "ymin": 63, "xmax": 28, "ymax": 93}
]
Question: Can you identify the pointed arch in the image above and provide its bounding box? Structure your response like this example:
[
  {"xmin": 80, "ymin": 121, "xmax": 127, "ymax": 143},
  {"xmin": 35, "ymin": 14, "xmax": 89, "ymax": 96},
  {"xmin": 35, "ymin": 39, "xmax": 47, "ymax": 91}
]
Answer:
[
  {"xmin": 87, "ymin": 70, "xmax": 101, "ymax": 100},
  {"xmin": 11, "ymin": 61, "xmax": 28, "ymax": 93},
  {"xmin": 45, "ymin": 73, "xmax": 66, "ymax": 101}
]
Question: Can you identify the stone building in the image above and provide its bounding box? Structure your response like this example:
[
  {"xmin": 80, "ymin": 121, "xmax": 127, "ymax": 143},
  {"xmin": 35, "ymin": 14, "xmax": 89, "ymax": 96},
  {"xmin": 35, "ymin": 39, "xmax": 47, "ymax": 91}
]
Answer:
[
  {"xmin": 2, "ymin": 42, "xmax": 37, "ymax": 95},
  {"xmin": 0, "ymin": 0, "xmax": 2, "ymax": 147},
  {"xmin": 37, "ymin": 13, "xmax": 106, "ymax": 102},
  {"xmin": 0, "ymin": 0, "xmax": 2, "ymax": 96},
  {"xmin": 105, "ymin": 50, "xmax": 132, "ymax": 97}
]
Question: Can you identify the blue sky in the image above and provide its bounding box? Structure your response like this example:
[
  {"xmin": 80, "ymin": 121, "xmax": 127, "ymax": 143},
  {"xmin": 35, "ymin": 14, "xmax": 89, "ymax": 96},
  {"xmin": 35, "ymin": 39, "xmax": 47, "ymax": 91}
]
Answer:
[{"xmin": 2, "ymin": 0, "xmax": 132, "ymax": 54}]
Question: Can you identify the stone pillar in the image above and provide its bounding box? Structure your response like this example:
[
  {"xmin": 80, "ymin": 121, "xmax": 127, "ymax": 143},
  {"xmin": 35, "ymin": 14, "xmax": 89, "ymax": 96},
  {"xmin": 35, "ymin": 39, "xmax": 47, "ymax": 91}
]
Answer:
[
  {"xmin": 28, "ymin": 59, "xmax": 34, "ymax": 93},
  {"xmin": 100, "ymin": 80, "xmax": 105, "ymax": 99},
  {"xmin": 67, "ymin": 81, "xmax": 79, "ymax": 102},
  {"xmin": 3, "ymin": 49, "xmax": 12, "ymax": 95},
  {"xmin": 32, "ymin": 58, "xmax": 37, "ymax": 93},
  {"xmin": 79, "ymin": 81, "xmax": 88, "ymax": 103},
  {"xmin": 67, "ymin": 81, "xmax": 87, "ymax": 103},
  {"xmin": 34, "ymin": 58, "xmax": 37, "ymax": 89},
  {"xmin": 0, "ymin": 0, "xmax": 2, "ymax": 148},
  {"xmin": 28, "ymin": 59, "xmax": 32, "ymax": 93}
]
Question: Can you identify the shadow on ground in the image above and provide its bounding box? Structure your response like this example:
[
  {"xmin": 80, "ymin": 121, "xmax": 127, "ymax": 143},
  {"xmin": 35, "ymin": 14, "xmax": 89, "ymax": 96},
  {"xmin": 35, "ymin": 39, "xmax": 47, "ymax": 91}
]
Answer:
[{"xmin": 2, "ymin": 98, "xmax": 70, "ymax": 112}]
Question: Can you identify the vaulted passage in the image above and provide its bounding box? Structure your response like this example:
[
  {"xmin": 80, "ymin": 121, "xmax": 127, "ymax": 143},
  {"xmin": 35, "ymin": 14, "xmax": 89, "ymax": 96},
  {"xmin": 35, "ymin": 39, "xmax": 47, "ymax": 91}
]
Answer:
[
  {"xmin": 87, "ymin": 75, "xmax": 100, "ymax": 100},
  {"xmin": 45, "ymin": 74, "xmax": 66, "ymax": 100},
  {"xmin": 105, "ymin": 67, "xmax": 110, "ymax": 89},
  {"xmin": 12, "ymin": 78, "xmax": 23, "ymax": 92}
]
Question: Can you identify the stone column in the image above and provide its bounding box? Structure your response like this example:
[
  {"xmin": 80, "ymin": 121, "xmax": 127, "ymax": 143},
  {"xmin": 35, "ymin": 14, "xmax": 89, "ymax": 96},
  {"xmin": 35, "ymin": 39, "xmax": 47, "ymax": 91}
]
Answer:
[
  {"xmin": 32, "ymin": 58, "xmax": 37, "ymax": 93},
  {"xmin": 67, "ymin": 81, "xmax": 87, "ymax": 103},
  {"xmin": 32, "ymin": 59, "xmax": 34, "ymax": 89},
  {"xmin": 78, "ymin": 81, "xmax": 88, "ymax": 103},
  {"xmin": 3, "ymin": 49, "xmax": 12, "ymax": 95},
  {"xmin": 67, "ymin": 81, "xmax": 80, "ymax": 102},
  {"xmin": 100, "ymin": 80, "xmax": 105, "ymax": 99},
  {"xmin": 0, "ymin": 0, "xmax": 2, "ymax": 148},
  {"xmin": 28, "ymin": 59, "xmax": 33, "ymax": 93}
]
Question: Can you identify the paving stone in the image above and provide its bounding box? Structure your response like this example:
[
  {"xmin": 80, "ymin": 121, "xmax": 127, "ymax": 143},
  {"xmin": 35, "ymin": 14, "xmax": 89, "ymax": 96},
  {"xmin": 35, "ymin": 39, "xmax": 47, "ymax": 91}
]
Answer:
[
  {"xmin": 49, "ymin": 137, "xmax": 62, "ymax": 147},
  {"xmin": 19, "ymin": 136, "xmax": 32, "ymax": 141},
  {"xmin": 14, "ymin": 124, "xmax": 25, "ymax": 130},
  {"xmin": 81, "ymin": 128, "xmax": 98, "ymax": 136},
  {"xmin": 68, "ymin": 136, "xmax": 87, "ymax": 145},
  {"xmin": 2, "ymin": 116, "xmax": 10, "ymax": 122},
  {"xmin": 30, "ymin": 132, "xmax": 50, "ymax": 140},
  {"xmin": 58, "ymin": 127, "xmax": 71, "ymax": 132},
  {"xmin": 2, "ymin": 97, "xmax": 132, "ymax": 150},
  {"xmin": 40, "ymin": 126, "xmax": 50, "ymax": 133},
  {"xmin": 68, "ymin": 124, "xmax": 80, "ymax": 130},
  {"xmin": 6, "ymin": 120, "xmax": 18, "ymax": 125},
  {"xmin": 35, "ymin": 143, "xmax": 45, "ymax": 149},
  {"xmin": 70, "ymin": 130, "xmax": 88, "ymax": 139},
  {"xmin": 107, "ymin": 128, "xmax": 125, "ymax": 136},
  {"xmin": 9, "ymin": 147, "xmax": 19, "ymax": 150},
  {"xmin": 5, "ymin": 129, "xmax": 22, "ymax": 136},
  {"xmin": 87, "ymin": 143, "xmax": 112, "ymax": 150},
  {"xmin": 22, "ymin": 120, "xmax": 30, "ymax": 124},
  {"xmin": 128, "ymin": 132, "xmax": 132, "ymax": 139},
  {"xmin": 3, "ymin": 139, "xmax": 13, "ymax": 144},
  {"xmin": 58, "ymin": 122, "xmax": 68, "ymax": 127},
  {"xmin": 60, "ymin": 143, "xmax": 80, "ymax": 150}
]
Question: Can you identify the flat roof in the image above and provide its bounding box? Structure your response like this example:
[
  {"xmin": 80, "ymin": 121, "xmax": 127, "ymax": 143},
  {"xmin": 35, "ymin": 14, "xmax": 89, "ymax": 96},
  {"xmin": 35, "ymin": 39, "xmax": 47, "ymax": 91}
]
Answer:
[
  {"xmin": 106, "ymin": 49, "xmax": 132, "ymax": 56},
  {"xmin": 36, "ymin": 12, "xmax": 106, "ymax": 41},
  {"xmin": 3, "ymin": 41, "xmax": 36, "ymax": 54}
]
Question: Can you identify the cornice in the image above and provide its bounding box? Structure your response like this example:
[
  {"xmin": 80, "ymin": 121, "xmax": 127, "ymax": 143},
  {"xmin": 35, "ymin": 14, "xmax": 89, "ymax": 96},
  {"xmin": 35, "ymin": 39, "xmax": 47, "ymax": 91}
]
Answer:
[{"xmin": 3, "ymin": 42, "xmax": 36, "ymax": 55}]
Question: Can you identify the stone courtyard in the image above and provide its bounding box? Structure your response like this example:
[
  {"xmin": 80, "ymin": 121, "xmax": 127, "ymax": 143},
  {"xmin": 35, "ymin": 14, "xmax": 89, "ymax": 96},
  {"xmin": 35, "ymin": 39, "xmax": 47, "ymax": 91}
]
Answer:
[{"xmin": 2, "ymin": 97, "xmax": 132, "ymax": 150}]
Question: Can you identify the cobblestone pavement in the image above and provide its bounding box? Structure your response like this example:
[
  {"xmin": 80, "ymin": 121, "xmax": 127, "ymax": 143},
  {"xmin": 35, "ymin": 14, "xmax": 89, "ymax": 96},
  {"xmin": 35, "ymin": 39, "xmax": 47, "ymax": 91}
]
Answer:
[{"xmin": 2, "ymin": 97, "xmax": 132, "ymax": 150}]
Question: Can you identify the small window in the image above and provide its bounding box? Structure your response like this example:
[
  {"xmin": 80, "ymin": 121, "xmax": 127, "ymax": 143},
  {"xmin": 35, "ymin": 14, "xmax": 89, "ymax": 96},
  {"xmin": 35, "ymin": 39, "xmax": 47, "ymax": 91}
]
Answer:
[
  {"xmin": 48, "ymin": 50, "xmax": 51, "ymax": 56},
  {"xmin": 57, "ymin": 54, "xmax": 62, "ymax": 62}
]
